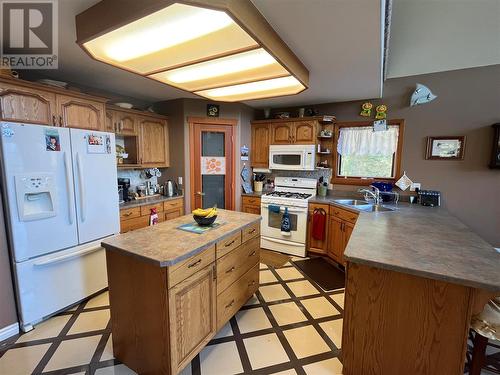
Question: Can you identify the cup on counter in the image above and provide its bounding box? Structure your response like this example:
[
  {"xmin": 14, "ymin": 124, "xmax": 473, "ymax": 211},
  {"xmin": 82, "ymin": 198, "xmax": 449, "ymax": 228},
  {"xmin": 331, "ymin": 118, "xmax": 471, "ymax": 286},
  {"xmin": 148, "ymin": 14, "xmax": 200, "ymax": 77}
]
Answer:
[
  {"xmin": 254, "ymin": 181, "xmax": 263, "ymax": 192},
  {"xmin": 409, "ymin": 196, "xmax": 417, "ymax": 204},
  {"xmin": 318, "ymin": 184, "xmax": 327, "ymax": 197}
]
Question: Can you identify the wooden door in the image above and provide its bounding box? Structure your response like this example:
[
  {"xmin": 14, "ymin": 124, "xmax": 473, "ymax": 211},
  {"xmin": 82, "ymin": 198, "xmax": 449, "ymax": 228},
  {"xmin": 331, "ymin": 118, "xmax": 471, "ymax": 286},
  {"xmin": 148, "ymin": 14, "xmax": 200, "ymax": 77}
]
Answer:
[
  {"xmin": 105, "ymin": 111, "xmax": 115, "ymax": 132},
  {"xmin": 328, "ymin": 216, "xmax": 344, "ymax": 262},
  {"xmin": 0, "ymin": 83, "xmax": 56, "ymax": 125},
  {"xmin": 294, "ymin": 121, "xmax": 316, "ymax": 144},
  {"xmin": 113, "ymin": 110, "xmax": 137, "ymax": 135},
  {"xmin": 168, "ymin": 265, "xmax": 216, "ymax": 374},
  {"xmin": 139, "ymin": 116, "xmax": 169, "ymax": 167},
  {"xmin": 190, "ymin": 118, "xmax": 235, "ymax": 210},
  {"xmin": 251, "ymin": 123, "xmax": 270, "ymax": 168},
  {"xmin": 271, "ymin": 123, "xmax": 293, "ymax": 144},
  {"xmin": 56, "ymin": 94, "xmax": 105, "ymax": 130}
]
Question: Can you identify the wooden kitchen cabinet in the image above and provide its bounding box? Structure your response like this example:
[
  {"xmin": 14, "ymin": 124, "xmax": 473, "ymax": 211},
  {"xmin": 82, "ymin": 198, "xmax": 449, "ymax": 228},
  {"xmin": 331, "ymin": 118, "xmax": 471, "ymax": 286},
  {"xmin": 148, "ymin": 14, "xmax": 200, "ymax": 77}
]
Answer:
[
  {"xmin": 139, "ymin": 115, "xmax": 169, "ymax": 167},
  {"xmin": 0, "ymin": 82, "xmax": 57, "ymax": 125},
  {"xmin": 327, "ymin": 206, "xmax": 358, "ymax": 265},
  {"xmin": 271, "ymin": 123, "xmax": 294, "ymax": 144},
  {"xmin": 293, "ymin": 121, "xmax": 316, "ymax": 144},
  {"xmin": 168, "ymin": 264, "xmax": 217, "ymax": 374},
  {"xmin": 241, "ymin": 195, "xmax": 261, "ymax": 214},
  {"xmin": 109, "ymin": 109, "xmax": 137, "ymax": 135},
  {"xmin": 105, "ymin": 111, "xmax": 114, "ymax": 132},
  {"xmin": 55, "ymin": 94, "xmax": 105, "ymax": 130},
  {"xmin": 307, "ymin": 203, "xmax": 330, "ymax": 255},
  {"xmin": 251, "ymin": 123, "xmax": 270, "ymax": 168}
]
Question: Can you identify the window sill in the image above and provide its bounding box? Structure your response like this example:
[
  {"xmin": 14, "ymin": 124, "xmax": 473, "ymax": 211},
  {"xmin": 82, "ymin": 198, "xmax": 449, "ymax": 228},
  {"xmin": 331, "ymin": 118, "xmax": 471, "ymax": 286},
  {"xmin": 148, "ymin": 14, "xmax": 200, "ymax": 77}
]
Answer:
[{"xmin": 332, "ymin": 177, "xmax": 396, "ymax": 186}]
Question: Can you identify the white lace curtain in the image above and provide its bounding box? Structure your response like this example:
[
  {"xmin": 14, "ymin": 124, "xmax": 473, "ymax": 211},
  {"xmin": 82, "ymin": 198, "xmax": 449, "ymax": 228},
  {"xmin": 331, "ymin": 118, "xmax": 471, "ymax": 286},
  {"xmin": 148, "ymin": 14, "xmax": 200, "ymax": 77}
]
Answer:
[{"xmin": 337, "ymin": 126, "xmax": 399, "ymax": 156}]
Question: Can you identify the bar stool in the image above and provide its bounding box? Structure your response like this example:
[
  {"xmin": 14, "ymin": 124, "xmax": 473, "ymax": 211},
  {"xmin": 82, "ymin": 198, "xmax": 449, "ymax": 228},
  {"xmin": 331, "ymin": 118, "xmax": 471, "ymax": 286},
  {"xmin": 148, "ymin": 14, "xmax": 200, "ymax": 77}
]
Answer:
[{"xmin": 469, "ymin": 297, "xmax": 500, "ymax": 374}]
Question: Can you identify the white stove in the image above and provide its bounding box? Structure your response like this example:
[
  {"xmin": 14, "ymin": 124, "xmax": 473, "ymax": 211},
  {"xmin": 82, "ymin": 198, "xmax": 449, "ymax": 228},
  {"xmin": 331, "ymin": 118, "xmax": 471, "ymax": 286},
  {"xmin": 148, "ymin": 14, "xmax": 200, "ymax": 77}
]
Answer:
[{"xmin": 260, "ymin": 177, "xmax": 317, "ymax": 257}]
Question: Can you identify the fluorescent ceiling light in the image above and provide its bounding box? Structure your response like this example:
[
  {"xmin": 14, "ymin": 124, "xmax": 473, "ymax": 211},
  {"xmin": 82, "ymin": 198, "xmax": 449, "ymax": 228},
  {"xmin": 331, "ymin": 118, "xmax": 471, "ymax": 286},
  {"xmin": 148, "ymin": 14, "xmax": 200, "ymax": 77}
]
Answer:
[
  {"xmin": 77, "ymin": 0, "xmax": 309, "ymax": 101},
  {"xmin": 196, "ymin": 76, "xmax": 305, "ymax": 102}
]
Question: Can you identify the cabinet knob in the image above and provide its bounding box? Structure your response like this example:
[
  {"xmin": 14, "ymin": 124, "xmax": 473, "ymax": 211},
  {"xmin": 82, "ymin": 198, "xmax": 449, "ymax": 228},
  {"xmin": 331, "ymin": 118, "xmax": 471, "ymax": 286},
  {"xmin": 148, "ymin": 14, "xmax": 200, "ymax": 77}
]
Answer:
[
  {"xmin": 58, "ymin": 115, "xmax": 63, "ymax": 127},
  {"xmin": 52, "ymin": 115, "xmax": 56, "ymax": 126}
]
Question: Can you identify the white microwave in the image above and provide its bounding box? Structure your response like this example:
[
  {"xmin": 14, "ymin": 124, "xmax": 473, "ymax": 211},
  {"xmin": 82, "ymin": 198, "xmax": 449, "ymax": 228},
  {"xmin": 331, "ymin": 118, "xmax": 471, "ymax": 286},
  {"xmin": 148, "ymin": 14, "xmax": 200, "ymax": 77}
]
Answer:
[{"xmin": 269, "ymin": 144, "xmax": 316, "ymax": 171}]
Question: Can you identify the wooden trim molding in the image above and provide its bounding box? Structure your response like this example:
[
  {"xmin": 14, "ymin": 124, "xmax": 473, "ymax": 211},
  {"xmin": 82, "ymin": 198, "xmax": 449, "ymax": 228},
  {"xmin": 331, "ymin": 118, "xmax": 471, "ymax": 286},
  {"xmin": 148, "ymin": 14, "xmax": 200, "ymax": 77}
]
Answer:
[
  {"xmin": 187, "ymin": 116, "xmax": 238, "ymax": 126},
  {"xmin": 332, "ymin": 119, "xmax": 405, "ymax": 186}
]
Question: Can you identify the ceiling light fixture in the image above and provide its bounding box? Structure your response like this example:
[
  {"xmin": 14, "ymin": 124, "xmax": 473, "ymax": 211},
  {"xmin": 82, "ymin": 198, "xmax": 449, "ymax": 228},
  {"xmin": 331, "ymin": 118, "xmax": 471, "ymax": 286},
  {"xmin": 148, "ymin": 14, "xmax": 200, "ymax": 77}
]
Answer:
[{"xmin": 76, "ymin": 0, "xmax": 308, "ymax": 102}]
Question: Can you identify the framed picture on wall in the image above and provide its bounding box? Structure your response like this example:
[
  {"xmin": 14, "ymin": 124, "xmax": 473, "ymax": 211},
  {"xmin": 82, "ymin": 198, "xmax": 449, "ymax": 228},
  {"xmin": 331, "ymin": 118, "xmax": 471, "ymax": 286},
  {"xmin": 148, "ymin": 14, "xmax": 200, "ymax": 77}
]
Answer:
[
  {"xmin": 425, "ymin": 136, "xmax": 466, "ymax": 160},
  {"xmin": 490, "ymin": 123, "xmax": 500, "ymax": 168}
]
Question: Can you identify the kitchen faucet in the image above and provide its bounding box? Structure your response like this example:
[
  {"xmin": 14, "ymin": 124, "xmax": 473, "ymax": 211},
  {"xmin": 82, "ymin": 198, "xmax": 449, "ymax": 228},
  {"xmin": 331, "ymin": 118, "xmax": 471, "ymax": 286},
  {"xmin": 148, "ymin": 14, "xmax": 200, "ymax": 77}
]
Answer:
[{"xmin": 358, "ymin": 185, "xmax": 381, "ymax": 205}]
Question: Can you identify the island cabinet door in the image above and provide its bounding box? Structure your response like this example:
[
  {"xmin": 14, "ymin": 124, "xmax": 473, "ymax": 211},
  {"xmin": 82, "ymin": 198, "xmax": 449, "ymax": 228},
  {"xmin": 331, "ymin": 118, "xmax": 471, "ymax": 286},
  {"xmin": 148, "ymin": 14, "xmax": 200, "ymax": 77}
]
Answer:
[
  {"xmin": 168, "ymin": 264, "xmax": 217, "ymax": 374},
  {"xmin": 328, "ymin": 216, "xmax": 344, "ymax": 262}
]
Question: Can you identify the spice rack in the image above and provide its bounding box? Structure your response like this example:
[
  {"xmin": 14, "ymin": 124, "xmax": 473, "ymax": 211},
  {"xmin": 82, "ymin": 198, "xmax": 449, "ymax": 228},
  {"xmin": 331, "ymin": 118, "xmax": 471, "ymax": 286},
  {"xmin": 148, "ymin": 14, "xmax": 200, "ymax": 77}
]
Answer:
[{"xmin": 316, "ymin": 116, "xmax": 335, "ymax": 169}]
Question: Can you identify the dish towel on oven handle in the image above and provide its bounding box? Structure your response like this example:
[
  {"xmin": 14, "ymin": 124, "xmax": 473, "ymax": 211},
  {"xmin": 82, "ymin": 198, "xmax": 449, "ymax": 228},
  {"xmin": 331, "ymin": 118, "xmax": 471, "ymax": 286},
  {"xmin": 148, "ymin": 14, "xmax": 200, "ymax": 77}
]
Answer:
[
  {"xmin": 312, "ymin": 208, "xmax": 327, "ymax": 240},
  {"xmin": 280, "ymin": 207, "xmax": 291, "ymax": 236},
  {"xmin": 268, "ymin": 204, "xmax": 281, "ymax": 213}
]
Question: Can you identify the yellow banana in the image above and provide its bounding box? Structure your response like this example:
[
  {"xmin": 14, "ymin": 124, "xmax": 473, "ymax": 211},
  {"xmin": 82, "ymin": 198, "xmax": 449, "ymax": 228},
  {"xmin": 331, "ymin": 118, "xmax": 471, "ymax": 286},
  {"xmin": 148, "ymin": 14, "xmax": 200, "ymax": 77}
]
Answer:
[{"xmin": 205, "ymin": 208, "xmax": 217, "ymax": 218}]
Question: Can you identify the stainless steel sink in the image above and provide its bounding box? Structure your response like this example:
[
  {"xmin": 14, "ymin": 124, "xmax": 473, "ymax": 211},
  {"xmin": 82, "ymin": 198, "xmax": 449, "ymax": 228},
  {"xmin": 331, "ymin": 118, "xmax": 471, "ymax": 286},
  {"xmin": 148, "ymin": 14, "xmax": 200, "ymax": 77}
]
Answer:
[
  {"xmin": 332, "ymin": 199, "xmax": 371, "ymax": 206},
  {"xmin": 356, "ymin": 204, "xmax": 394, "ymax": 212}
]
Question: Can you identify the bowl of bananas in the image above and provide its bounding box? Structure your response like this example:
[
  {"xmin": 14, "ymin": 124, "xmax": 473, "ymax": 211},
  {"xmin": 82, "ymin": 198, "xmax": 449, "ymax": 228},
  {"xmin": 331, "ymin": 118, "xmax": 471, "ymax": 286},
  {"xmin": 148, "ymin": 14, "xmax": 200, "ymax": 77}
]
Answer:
[{"xmin": 192, "ymin": 207, "xmax": 218, "ymax": 226}]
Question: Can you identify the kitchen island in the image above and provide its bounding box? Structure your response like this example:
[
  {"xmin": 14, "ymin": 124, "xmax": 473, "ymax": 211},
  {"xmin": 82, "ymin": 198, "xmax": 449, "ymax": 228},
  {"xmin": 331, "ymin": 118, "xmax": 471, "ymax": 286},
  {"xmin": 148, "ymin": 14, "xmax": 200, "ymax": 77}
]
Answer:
[
  {"xmin": 101, "ymin": 209, "xmax": 261, "ymax": 375},
  {"xmin": 341, "ymin": 203, "xmax": 500, "ymax": 375}
]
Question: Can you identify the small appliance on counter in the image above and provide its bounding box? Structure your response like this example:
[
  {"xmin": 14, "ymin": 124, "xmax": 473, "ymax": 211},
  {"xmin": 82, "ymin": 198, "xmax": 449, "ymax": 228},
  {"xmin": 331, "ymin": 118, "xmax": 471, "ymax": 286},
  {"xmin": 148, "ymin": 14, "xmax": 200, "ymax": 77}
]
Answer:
[
  {"xmin": 164, "ymin": 179, "xmax": 179, "ymax": 197},
  {"xmin": 117, "ymin": 178, "xmax": 131, "ymax": 202},
  {"xmin": 418, "ymin": 190, "xmax": 441, "ymax": 207}
]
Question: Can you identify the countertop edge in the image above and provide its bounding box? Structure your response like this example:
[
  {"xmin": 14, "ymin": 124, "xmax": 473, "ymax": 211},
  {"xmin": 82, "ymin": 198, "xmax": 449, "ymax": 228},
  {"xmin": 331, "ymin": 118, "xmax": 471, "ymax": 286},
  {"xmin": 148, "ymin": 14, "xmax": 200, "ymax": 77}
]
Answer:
[
  {"xmin": 119, "ymin": 194, "xmax": 184, "ymax": 209},
  {"xmin": 102, "ymin": 217, "xmax": 262, "ymax": 267}
]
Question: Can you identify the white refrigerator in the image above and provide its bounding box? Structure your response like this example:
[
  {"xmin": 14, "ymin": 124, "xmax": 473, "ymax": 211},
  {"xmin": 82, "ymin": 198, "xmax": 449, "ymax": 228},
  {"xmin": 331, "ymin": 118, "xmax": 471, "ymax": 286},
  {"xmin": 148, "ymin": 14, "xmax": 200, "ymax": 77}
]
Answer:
[{"xmin": 0, "ymin": 122, "xmax": 119, "ymax": 331}]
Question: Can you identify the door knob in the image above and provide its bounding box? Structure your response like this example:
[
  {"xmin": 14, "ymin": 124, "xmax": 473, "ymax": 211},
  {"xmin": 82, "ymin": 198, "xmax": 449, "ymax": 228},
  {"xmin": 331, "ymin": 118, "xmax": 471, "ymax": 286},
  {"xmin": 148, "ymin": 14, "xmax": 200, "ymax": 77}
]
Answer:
[{"xmin": 196, "ymin": 191, "xmax": 205, "ymax": 196}]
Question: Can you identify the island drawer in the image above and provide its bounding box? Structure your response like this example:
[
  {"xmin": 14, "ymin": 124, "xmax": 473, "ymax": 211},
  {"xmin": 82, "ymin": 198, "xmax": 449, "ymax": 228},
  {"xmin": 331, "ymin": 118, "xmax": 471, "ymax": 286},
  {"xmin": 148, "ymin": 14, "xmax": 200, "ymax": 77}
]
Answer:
[
  {"xmin": 164, "ymin": 198, "xmax": 183, "ymax": 211},
  {"xmin": 216, "ymin": 237, "xmax": 259, "ymax": 295},
  {"xmin": 242, "ymin": 196, "xmax": 261, "ymax": 206},
  {"xmin": 168, "ymin": 245, "xmax": 215, "ymax": 288},
  {"xmin": 330, "ymin": 206, "xmax": 358, "ymax": 224},
  {"xmin": 217, "ymin": 263, "xmax": 259, "ymax": 330},
  {"xmin": 242, "ymin": 222, "xmax": 260, "ymax": 243},
  {"xmin": 120, "ymin": 207, "xmax": 141, "ymax": 220},
  {"xmin": 216, "ymin": 232, "xmax": 242, "ymax": 259},
  {"xmin": 120, "ymin": 216, "xmax": 149, "ymax": 233}
]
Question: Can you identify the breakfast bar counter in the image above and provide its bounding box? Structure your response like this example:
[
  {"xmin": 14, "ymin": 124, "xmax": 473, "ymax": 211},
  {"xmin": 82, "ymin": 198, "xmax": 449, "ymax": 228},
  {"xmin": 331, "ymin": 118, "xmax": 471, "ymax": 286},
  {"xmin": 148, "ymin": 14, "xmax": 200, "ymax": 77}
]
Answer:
[{"xmin": 101, "ymin": 210, "xmax": 261, "ymax": 375}]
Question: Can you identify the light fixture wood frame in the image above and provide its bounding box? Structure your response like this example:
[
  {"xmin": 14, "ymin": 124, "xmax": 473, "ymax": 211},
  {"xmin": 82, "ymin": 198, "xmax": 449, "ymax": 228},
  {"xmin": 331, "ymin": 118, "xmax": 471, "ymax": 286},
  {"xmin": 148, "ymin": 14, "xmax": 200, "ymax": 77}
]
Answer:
[{"xmin": 75, "ymin": 0, "xmax": 309, "ymax": 101}]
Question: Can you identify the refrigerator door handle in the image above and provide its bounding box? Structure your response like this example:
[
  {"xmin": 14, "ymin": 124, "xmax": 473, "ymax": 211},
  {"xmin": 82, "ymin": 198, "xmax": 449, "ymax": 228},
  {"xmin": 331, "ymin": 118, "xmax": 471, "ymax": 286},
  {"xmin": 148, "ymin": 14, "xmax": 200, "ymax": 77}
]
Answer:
[
  {"xmin": 33, "ymin": 246, "xmax": 102, "ymax": 266},
  {"xmin": 76, "ymin": 153, "xmax": 86, "ymax": 222},
  {"xmin": 63, "ymin": 152, "xmax": 74, "ymax": 225}
]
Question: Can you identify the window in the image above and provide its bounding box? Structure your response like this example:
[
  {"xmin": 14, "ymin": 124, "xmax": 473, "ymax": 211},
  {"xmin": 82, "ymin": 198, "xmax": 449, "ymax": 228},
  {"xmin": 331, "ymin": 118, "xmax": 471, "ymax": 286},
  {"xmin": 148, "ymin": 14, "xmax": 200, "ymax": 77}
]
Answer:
[{"xmin": 333, "ymin": 121, "xmax": 404, "ymax": 184}]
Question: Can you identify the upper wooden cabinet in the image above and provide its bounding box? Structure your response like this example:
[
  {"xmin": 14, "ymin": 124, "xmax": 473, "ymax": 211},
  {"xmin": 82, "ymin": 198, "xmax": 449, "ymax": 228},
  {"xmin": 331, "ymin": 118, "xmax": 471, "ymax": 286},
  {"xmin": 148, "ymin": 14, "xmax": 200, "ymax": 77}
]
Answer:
[
  {"xmin": 0, "ymin": 82, "xmax": 57, "ymax": 126},
  {"xmin": 0, "ymin": 77, "xmax": 107, "ymax": 130},
  {"xmin": 139, "ymin": 115, "xmax": 169, "ymax": 167},
  {"xmin": 56, "ymin": 94, "xmax": 105, "ymax": 130},
  {"xmin": 108, "ymin": 109, "xmax": 138, "ymax": 135},
  {"xmin": 251, "ymin": 123, "xmax": 270, "ymax": 168},
  {"xmin": 270, "ymin": 120, "xmax": 316, "ymax": 145},
  {"xmin": 271, "ymin": 123, "xmax": 294, "ymax": 144}
]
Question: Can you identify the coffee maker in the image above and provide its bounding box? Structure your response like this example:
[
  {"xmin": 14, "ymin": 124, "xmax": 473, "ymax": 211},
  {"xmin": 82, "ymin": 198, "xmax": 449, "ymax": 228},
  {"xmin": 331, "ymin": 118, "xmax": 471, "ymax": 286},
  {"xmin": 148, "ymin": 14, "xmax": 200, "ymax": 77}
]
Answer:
[{"xmin": 117, "ymin": 178, "xmax": 131, "ymax": 202}]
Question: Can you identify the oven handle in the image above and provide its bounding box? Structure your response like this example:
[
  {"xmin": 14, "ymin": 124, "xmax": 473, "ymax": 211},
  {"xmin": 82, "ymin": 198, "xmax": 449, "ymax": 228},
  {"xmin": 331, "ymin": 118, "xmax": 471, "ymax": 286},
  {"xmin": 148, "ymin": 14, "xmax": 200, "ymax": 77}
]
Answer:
[
  {"xmin": 261, "ymin": 236, "xmax": 305, "ymax": 247},
  {"xmin": 261, "ymin": 205, "xmax": 307, "ymax": 214}
]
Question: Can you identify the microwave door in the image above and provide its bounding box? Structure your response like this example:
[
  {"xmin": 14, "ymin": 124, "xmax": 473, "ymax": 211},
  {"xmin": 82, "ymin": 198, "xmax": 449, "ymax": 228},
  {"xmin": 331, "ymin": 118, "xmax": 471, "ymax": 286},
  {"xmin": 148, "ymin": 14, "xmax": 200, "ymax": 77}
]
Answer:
[{"xmin": 270, "ymin": 152, "xmax": 303, "ymax": 170}]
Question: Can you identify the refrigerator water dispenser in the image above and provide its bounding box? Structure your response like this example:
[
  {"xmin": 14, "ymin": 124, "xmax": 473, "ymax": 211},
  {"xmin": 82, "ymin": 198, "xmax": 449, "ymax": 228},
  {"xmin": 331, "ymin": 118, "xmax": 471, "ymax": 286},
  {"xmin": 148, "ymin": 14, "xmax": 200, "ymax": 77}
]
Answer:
[{"xmin": 15, "ymin": 174, "xmax": 57, "ymax": 221}]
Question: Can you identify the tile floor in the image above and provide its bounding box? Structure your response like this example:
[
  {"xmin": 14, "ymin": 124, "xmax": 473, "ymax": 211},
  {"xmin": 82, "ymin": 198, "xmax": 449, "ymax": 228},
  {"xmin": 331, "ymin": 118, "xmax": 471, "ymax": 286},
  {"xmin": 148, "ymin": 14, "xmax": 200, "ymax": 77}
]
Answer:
[{"xmin": 0, "ymin": 256, "xmax": 497, "ymax": 375}]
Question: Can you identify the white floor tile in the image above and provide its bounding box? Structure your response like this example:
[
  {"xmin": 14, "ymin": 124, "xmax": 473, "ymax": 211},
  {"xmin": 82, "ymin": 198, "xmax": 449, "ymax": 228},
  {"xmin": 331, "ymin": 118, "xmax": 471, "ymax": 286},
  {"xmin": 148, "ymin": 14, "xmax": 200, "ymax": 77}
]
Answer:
[
  {"xmin": 260, "ymin": 269, "xmax": 278, "ymax": 284},
  {"xmin": 287, "ymin": 280, "xmax": 320, "ymax": 298},
  {"xmin": 301, "ymin": 297, "xmax": 340, "ymax": 319},
  {"xmin": 199, "ymin": 341, "xmax": 243, "ymax": 375},
  {"xmin": 319, "ymin": 319, "xmax": 343, "ymax": 348},
  {"xmin": 330, "ymin": 293, "xmax": 344, "ymax": 309},
  {"xmin": 86, "ymin": 291, "xmax": 110, "ymax": 309},
  {"xmin": 44, "ymin": 335, "xmax": 101, "ymax": 372},
  {"xmin": 275, "ymin": 267, "xmax": 304, "ymax": 281},
  {"xmin": 244, "ymin": 294, "xmax": 260, "ymax": 306},
  {"xmin": 259, "ymin": 284, "xmax": 291, "ymax": 302},
  {"xmin": 236, "ymin": 307, "xmax": 272, "ymax": 333},
  {"xmin": 95, "ymin": 364, "xmax": 137, "ymax": 375},
  {"xmin": 244, "ymin": 333, "xmax": 289, "ymax": 370},
  {"xmin": 283, "ymin": 325, "xmax": 330, "ymax": 359},
  {"xmin": 68, "ymin": 309, "xmax": 110, "ymax": 335},
  {"xmin": 16, "ymin": 315, "xmax": 71, "ymax": 343},
  {"xmin": 269, "ymin": 302, "xmax": 307, "ymax": 326},
  {"xmin": 213, "ymin": 321, "xmax": 233, "ymax": 339},
  {"xmin": 0, "ymin": 343, "xmax": 51, "ymax": 374},
  {"xmin": 100, "ymin": 334, "xmax": 114, "ymax": 361},
  {"xmin": 303, "ymin": 358, "xmax": 343, "ymax": 374}
]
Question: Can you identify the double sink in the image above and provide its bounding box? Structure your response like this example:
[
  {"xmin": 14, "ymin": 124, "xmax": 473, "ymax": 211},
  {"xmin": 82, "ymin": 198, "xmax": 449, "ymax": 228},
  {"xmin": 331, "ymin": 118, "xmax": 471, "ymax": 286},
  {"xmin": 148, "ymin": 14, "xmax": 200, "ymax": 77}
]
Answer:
[{"xmin": 332, "ymin": 199, "xmax": 395, "ymax": 212}]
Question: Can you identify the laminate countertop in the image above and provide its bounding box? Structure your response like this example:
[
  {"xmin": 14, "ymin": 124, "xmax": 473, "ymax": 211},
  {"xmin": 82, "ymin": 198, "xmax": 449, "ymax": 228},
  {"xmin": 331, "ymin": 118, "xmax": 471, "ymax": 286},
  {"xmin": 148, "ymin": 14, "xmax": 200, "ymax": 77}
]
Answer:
[
  {"xmin": 119, "ymin": 194, "xmax": 183, "ymax": 209},
  {"xmin": 342, "ymin": 203, "xmax": 500, "ymax": 292},
  {"xmin": 102, "ymin": 209, "xmax": 261, "ymax": 267}
]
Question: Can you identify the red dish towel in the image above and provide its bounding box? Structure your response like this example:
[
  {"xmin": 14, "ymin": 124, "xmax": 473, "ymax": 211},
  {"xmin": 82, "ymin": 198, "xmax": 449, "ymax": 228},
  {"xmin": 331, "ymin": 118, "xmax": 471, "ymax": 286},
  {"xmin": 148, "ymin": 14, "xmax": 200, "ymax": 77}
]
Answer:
[{"xmin": 312, "ymin": 208, "xmax": 327, "ymax": 240}]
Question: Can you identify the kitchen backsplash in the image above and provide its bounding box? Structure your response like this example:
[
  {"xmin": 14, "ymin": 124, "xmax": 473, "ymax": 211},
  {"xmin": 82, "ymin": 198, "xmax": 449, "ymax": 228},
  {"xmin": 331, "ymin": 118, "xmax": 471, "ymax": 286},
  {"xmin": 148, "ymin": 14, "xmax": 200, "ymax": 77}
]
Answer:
[
  {"xmin": 259, "ymin": 169, "xmax": 332, "ymax": 184},
  {"xmin": 117, "ymin": 169, "xmax": 163, "ymax": 190}
]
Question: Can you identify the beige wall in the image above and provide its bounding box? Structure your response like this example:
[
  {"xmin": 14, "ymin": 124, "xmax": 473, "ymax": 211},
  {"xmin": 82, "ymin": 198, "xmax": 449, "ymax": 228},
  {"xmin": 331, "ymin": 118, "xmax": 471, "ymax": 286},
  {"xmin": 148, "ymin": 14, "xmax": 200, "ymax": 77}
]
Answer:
[
  {"xmin": 267, "ymin": 65, "xmax": 500, "ymax": 246},
  {"xmin": 0, "ymin": 198, "xmax": 18, "ymax": 331},
  {"xmin": 155, "ymin": 99, "xmax": 255, "ymax": 212}
]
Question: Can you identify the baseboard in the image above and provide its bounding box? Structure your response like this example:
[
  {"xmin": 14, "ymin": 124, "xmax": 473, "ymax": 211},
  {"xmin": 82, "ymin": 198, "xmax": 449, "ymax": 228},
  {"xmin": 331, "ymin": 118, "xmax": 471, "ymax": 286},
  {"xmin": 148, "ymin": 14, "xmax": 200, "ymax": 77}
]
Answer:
[{"xmin": 0, "ymin": 322, "xmax": 19, "ymax": 341}]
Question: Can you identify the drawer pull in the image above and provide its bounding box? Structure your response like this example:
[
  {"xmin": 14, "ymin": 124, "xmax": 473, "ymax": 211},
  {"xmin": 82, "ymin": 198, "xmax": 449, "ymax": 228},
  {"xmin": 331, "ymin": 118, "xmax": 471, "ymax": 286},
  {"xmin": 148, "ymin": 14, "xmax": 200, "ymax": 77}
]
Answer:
[
  {"xmin": 225, "ymin": 299, "xmax": 235, "ymax": 308},
  {"xmin": 123, "ymin": 212, "xmax": 133, "ymax": 217},
  {"xmin": 225, "ymin": 240, "xmax": 235, "ymax": 247},
  {"xmin": 187, "ymin": 259, "xmax": 202, "ymax": 268},
  {"xmin": 248, "ymin": 228, "xmax": 256, "ymax": 234},
  {"xmin": 248, "ymin": 251, "xmax": 256, "ymax": 257},
  {"xmin": 226, "ymin": 266, "xmax": 235, "ymax": 274},
  {"xmin": 248, "ymin": 280, "xmax": 256, "ymax": 287}
]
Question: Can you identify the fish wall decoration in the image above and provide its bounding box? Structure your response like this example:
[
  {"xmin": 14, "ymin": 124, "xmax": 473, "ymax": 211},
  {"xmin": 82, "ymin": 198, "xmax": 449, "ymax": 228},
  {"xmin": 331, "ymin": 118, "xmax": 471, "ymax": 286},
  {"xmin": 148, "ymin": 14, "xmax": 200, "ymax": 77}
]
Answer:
[{"xmin": 410, "ymin": 83, "xmax": 437, "ymax": 106}]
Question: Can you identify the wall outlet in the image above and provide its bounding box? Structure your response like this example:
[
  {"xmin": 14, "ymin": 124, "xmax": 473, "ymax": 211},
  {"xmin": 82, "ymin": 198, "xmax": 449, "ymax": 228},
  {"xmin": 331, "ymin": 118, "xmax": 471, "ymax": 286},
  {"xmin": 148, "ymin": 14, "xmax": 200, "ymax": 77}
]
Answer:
[{"xmin": 410, "ymin": 182, "xmax": 421, "ymax": 191}]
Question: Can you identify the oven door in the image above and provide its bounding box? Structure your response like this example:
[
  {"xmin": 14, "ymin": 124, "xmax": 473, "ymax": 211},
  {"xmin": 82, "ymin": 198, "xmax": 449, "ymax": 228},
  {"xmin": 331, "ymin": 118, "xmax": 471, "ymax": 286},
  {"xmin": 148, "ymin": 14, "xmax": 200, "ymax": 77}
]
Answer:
[
  {"xmin": 261, "ymin": 203, "xmax": 308, "ymax": 243},
  {"xmin": 269, "ymin": 151, "xmax": 304, "ymax": 170}
]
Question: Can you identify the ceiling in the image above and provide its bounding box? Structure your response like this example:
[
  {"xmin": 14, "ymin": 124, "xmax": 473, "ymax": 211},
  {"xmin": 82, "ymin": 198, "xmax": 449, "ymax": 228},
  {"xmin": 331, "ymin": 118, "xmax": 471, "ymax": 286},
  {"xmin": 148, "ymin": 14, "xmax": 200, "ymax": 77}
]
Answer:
[
  {"xmin": 26, "ymin": 0, "xmax": 385, "ymax": 109},
  {"xmin": 386, "ymin": 0, "xmax": 500, "ymax": 78}
]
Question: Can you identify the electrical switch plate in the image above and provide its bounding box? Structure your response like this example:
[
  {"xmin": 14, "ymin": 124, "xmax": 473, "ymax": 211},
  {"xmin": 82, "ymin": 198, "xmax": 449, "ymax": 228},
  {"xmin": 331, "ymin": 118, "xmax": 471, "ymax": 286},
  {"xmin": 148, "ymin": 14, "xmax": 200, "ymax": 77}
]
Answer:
[{"xmin": 410, "ymin": 182, "xmax": 421, "ymax": 191}]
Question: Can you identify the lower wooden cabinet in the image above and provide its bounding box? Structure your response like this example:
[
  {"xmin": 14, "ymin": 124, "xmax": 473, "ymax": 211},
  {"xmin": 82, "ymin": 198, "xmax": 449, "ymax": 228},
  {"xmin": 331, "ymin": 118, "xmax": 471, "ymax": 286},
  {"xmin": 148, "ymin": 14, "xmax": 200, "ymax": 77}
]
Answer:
[
  {"xmin": 307, "ymin": 203, "xmax": 330, "ymax": 255},
  {"xmin": 106, "ymin": 223, "xmax": 260, "ymax": 375},
  {"xmin": 120, "ymin": 197, "xmax": 184, "ymax": 232},
  {"xmin": 241, "ymin": 195, "xmax": 261, "ymax": 214},
  {"xmin": 168, "ymin": 264, "xmax": 217, "ymax": 374}
]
